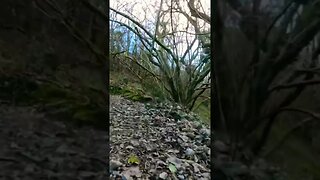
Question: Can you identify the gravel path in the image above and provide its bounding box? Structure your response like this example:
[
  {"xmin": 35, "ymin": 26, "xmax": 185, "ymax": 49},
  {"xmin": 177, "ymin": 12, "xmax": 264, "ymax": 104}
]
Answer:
[{"xmin": 110, "ymin": 95, "xmax": 211, "ymax": 180}]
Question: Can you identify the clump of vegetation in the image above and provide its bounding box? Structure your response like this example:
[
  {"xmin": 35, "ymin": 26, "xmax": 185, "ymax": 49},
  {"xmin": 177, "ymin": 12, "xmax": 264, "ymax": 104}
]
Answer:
[
  {"xmin": 110, "ymin": 72, "xmax": 154, "ymax": 102},
  {"xmin": 110, "ymin": 0, "xmax": 211, "ymax": 125},
  {"xmin": 110, "ymin": 3, "xmax": 210, "ymax": 111},
  {"xmin": 110, "ymin": 84, "xmax": 153, "ymax": 102},
  {"xmin": 0, "ymin": 72, "xmax": 106, "ymax": 129},
  {"xmin": 32, "ymin": 83, "xmax": 106, "ymax": 128}
]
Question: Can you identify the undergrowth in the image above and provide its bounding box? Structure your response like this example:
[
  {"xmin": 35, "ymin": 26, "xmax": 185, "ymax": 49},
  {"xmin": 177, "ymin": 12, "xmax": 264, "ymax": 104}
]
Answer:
[{"xmin": 110, "ymin": 69, "xmax": 210, "ymax": 125}]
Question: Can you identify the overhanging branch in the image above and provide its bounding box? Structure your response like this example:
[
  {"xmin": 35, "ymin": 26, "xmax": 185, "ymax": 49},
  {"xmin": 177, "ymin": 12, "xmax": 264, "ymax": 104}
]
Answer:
[
  {"xmin": 279, "ymin": 107, "xmax": 320, "ymax": 120},
  {"xmin": 269, "ymin": 79, "xmax": 320, "ymax": 92},
  {"xmin": 187, "ymin": 0, "xmax": 210, "ymax": 23}
]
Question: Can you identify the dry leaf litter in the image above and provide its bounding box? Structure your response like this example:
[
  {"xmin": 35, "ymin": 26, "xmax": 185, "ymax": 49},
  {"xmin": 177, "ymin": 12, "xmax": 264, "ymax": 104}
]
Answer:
[{"xmin": 110, "ymin": 95, "xmax": 211, "ymax": 180}]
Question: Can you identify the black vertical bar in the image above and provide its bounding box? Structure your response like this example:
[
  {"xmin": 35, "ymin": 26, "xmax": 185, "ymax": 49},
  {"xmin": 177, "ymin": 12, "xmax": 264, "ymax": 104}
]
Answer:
[
  {"xmin": 105, "ymin": 0, "xmax": 110, "ymax": 178},
  {"xmin": 211, "ymin": 0, "xmax": 222, "ymax": 179}
]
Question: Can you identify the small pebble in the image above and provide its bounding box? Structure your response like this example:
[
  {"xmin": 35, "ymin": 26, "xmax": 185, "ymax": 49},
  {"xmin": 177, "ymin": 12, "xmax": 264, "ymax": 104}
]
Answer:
[
  {"xmin": 110, "ymin": 160, "xmax": 123, "ymax": 170},
  {"xmin": 185, "ymin": 148, "xmax": 195, "ymax": 156},
  {"xmin": 159, "ymin": 172, "xmax": 168, "ymax": 179},
  {"xmin": 125, "ymin": 145, "xmax": 134, "ymax": 150}
]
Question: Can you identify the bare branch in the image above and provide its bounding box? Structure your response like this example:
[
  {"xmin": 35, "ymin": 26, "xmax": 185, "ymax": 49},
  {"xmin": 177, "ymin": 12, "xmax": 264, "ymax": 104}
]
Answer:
[
  {"xmin": 280, "ymin": 107, "xmax": 320, "ymax": 120},
  {"xmin": 295, "ymin": 68, "xmax": 320, "ymax": 75},
  {"xmin": 187, "ymin": 0, "xmax": 210, "ymax": 23},
  {"xmin": 261, "ymin": 0, "xmax": 295, "ymax": 50},
  {"xmin": 34, "ymin": 0, "xmax": 105, "ymax": 66},
  {"xmin": 269, "ymin": 79, "xmax": 320, "ymax": 92},
  {"xmin": 110, "ymin": 7, "xmax": 176, "ymax": 59},
  {"xmin": 195, "ymin": 85, "xmax": 211, "ymax": 91},
  {"xmin": 0, "ymin": 24, "xmax": 26, "ymax": 35}
]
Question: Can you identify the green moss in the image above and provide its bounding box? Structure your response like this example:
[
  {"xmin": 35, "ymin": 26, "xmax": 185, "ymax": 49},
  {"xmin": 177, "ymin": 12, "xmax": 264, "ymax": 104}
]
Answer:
[
  {"xmin": 71, "ymin": 107, "xmax": 105, "ymax": 128},
  {"xmin": 23, "ymin": 81, "xmax": 105, "ymax": 128},
  {"xmin": 110, "ymin": 85, "xmax": 124, "ymax": 95},
  {"xmin": 193, "ymin": 103, "xmax": 210, "ymax": 125},
  {"xmin": 0, "ymin": 72, "xmax": 107, "ymax": 129},
  {"xmin": 110, "ymin": 84, "xmax": 153, "ymax": 103},
  {"xmin": 141, "ymin": 81, "xmax": 166, "ymax": 101},
  {"xmin": 129, "ymin": 94, "xmax": 153, "ymax": 102}
]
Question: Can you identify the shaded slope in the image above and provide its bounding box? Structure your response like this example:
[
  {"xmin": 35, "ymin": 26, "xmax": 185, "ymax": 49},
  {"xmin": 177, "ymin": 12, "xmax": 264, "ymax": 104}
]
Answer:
[{"xmin": 0, "ymin": 104, "xmax": 107, "ymax": 179}]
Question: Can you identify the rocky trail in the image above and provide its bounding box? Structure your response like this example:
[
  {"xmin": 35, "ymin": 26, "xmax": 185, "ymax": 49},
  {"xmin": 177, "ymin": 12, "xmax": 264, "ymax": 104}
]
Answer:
[
  {"xmin": 110, "ymin": 95, "xmax": 211, "ymax": 180},
  {"xmin": 0, "ymin": 95, "xmax": 211, "ymax": 180}
]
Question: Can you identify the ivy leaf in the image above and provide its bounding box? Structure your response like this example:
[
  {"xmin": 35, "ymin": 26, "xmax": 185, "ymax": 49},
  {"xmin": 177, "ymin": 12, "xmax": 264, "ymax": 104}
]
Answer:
[{"xmin": 127, "ymin": 154, "xmax": 140, "ymax": 165}]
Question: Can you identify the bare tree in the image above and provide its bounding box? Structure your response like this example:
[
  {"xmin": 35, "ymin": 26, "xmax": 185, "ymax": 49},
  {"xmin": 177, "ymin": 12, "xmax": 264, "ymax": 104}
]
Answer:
[
  {"xmin": 208, "ymin": 0, "xmax": 320, "ymax": 158},
  {"xmin": 110, "ymin": 0, "xmax": 211, "ymax": 110}
]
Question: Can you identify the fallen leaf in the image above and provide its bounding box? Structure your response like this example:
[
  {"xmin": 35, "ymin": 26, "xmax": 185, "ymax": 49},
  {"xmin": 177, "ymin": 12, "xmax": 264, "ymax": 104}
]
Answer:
[
  {"xmin": 168, "ymin": 163, "xmax": 177, "ymax": 173},
  {"xmin": 127, "ymin": 154, "xmax": 140, "ymax": 165}
]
